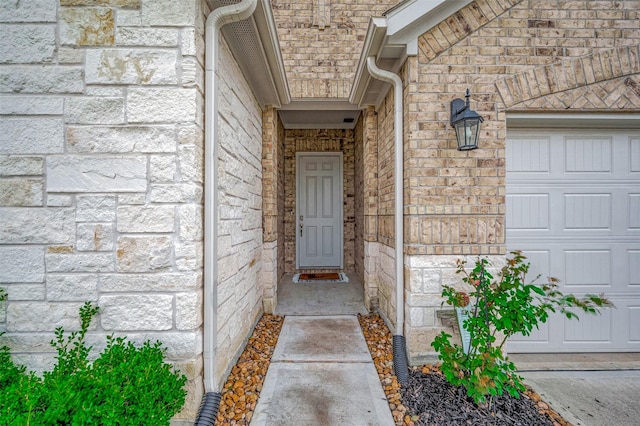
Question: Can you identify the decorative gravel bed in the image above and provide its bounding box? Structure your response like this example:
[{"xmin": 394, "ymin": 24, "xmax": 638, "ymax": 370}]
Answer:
[
  {"xmin": 215, "ymin": 314, "xmax": 284, "ymax": 426},
  {"xmin": 214, "ymin": 313, "xmax": 568, "ymax": 426},
  {"xmin": 357, "ymin": 313, "xmax": 570, "ymax": 426}
]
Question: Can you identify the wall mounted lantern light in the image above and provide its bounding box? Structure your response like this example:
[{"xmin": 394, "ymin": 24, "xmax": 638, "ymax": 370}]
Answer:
[{"xmin": 450, "ymin": 89, "xmax": 484, "ymax": 151}]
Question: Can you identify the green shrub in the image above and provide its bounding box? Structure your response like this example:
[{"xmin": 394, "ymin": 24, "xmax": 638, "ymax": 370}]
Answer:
[
  {"xmin": 0, "ymin": 301, "xmax": 187, "ymax": 425},
  {"xmin": 432, "ymin": 251, "xmax": 612, "ymax": 406}
]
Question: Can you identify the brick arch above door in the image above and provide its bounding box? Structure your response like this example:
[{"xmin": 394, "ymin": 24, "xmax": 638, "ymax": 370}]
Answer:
[{"xmin": 495, "ymin": 45, "xmax": 640, "ymax": 110}]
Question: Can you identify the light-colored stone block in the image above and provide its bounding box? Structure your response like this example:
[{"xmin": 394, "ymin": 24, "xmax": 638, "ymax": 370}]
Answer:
[
  {"xmin": 0, "ymin": 0, "xmax": 57, "ymax": 23},
  {"xmin": 115, "ymin": 8, "xmax": 141, "ymax": 26},
  {"xmin": 150, "ymin": 155, "xmax": 177, "ymax": 182},
  {"xmin": 47, "ymin": 194, "xmax": 73, "ymax": 207},
  {"xmin": 115, "ymin": 27, "xmax": 178, "ymax": 47},
  {"xmin": 6, "ymin": 302, "xmax": 85, "ymax": 332},
  {"xmin": 76, "ymin": 223, "xmax": 114, "ymax": 251},
  {"xmin": 76, "ymin": 195, "xmax": 116, "ymax": 222},
  {"xmin": 100, "ymin": 294, "xmax": 173, "ymax": 331},
  {"xmin": 0, "ymin": 66, "xmax": 84, "ymax": 93},
  {"xmin": 64, "ymin": 97, "xmax": 125, "ymax": 124},
  {"xmin": 117, "ymin": 206, "xmax": 175, "ymax": 233},
  {"xmin": 67, "ymin": 125, "xmax": 176, "ymax": 153},
  {"xmin": 0, "ymin": 208, "xmax": 74, "ymax": 244},
  {"xmin": 59, "ymin": 7, "xmax": 114, "ymax": 46},
  {"xmin": 127, "ymin": 88, "xmax": 198, "ymax": 124},
  {"xmin": 0, "ymin": 247, "xmax": 45, "ymax": 283},
  {"xmin": 0, "ymin": 96, "xmax": 63, "ymax": 115},
  {"xmin": 118, "ymin": 193, "xmax": 146, "ymax": 205},
  {"xmin": 100, "ymin": 273, "xmax": 200, "ymax": 292},
  {"xmin": 0, "ymin": 157, "xmax": 44, "ymax": 176},
  {"xmin": 3, "ymin": 284, "xmax": 45, "ymax": 301},
  {"xmin": 150, "ymin": 184, "xmax": 202, "ymax": 203},
  {"xmin": 178, "ymin": 145, "xmax": 203, "ymax": 182},
  {"xmin": 0, "ymin": 25, "xmax": 55, "ymax": 63},
  {"xmin": 60, "ymin": 0, "xmax": 141, "ymax": 6},
  {"xmin": 178, "ymin": 205, "xmax": 202, "ymax": 241},
  {"xmin": 47, "ymin": 155, "xmax": 147, "ymax": 192},
  {"xmin": 123, "ymin": 331, "xmax": 201, "ymax": 359},
  {"xmin": 0, "ymin": 118, "xmax": 63, "ymax": 154},
  {"xmin": 57, "ymin": 47, "xmax": 84, "ymax": 63},
  {"xmin": 86, "ymin": 49, "xmax": 178, "ymax": 85},
  {"xmin": 175, "ymin": 242, "xmax": 203, "ymax": 271},
  {"xmin": 116, "ymin": 236, "xmax": 172, "ymax": 272},
  {"xmin": 176, "ymin": 292, "xmax": 202, "ymax": 330},
  {"xmin": 0, "ymin": 178, "xmax": 43, "ymax": 206},
  {"xmin": 46, "ymin": 253, "xmax": 115, "ymax": 273},
  {"xmin": 46, "ymin": 275, "xmax": 98, "ymax": 301},
  {"xmin": 141, "ymin": 0, "xmax": 198, "ymax": 27}
]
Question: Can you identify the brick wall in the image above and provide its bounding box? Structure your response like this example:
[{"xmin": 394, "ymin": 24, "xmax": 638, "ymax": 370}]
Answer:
[
  {"xmin": 400, "ymin": 0, "xmax": 640, "ymax": 362},
  {"xmin": 262, "ymin": 107, "xmax": 286, "ymax": 313},
  {"xmin": 283, "ymin": 129, "xmax": 355, "ymax": 273},
  {"xmin": 271, "ymin": 0, "xmax": 399, "ymax": 98}
]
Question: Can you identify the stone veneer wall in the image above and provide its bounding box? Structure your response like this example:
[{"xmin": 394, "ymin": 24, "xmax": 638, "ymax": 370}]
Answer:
[
  {"xmin": 215, "ymin": 36, "xmax": 265, "ymax": 390},
  {"xmin": 270, "ymin": 0, "xmax": 399, "ymax": 98},
  {"xmin": 0, "ymin": 0, "xmax": 267, "ymax": 422},
  {"xmin": 262, "ymin": 107, "xmax": 286, "ymax": 313},
  {"xmin": 283, "ymin": 129, "xmax": 355, "ymax": 273},
  {"xmin": 402, "ymin": 0, "xmax": 640, "ymax": 362}
]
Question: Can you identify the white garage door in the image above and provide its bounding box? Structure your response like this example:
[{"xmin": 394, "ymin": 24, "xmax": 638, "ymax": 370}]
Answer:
[{"xmin": 507, "ymin": 128, "xmax": 640, "ymax": 352}]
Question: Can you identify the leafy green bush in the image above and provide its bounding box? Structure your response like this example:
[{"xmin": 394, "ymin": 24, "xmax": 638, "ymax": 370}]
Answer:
[
  {"xmin": 0, "ymin": 301, "xmax": 187, "ymax": 425},
  {"xmin": 432, "ymin": 251, "xmax": 612, "ymax": 406}
]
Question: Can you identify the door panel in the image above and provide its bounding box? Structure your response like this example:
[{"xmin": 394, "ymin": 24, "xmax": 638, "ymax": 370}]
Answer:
[{"xmin": 297, "ymin": 154, "xmax": 343, "ymax": 268}]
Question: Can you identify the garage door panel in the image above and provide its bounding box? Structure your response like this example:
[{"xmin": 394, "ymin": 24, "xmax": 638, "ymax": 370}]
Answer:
[
  {"xmin": 564, "ymin": 250, "xmax": 611, "ymax": 288},
  {"xmin": 506, "ymin": 136, "xmax": 550, "ymax": 173},
  {"xmin": 629, "ymin": 306, "xmax": 640, "ymax": 343},
  {"xmin": 507, "ymin": 194, "xmax": 550, "ymax": 230},
  {"xmin": 630, "ymin": 194, "xmax": 640, "ymax": 229},
  {"xmin": 507, "ymin": 128, "xmax": 640, "ymax": 352},
  {"xmin": 564, "ymin": 193, "xmax": 611, "ymax": 229},
  {"xmin": 630, "ymin": 251, "xmax": 640, "ymax": 286},
  {"xmin": 630, "ymin": 137, "xmax": 640, "ymax": 171},
  {"xmin": 565, "ymin": 136, "xmax": 612, "ymax": 173}
]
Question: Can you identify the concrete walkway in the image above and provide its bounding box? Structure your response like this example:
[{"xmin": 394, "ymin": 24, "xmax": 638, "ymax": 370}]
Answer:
[{"xmin": 250, "ymin": 315, "xmax": 394, "ymax": 426}]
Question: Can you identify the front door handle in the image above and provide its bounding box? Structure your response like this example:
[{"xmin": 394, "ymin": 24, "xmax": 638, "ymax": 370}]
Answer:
[{"xmin": 299, "ymin": 215, "xmax": 303, "ymax": 237}]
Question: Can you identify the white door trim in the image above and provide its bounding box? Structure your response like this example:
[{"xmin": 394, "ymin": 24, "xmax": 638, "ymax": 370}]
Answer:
[{"xmin": 296, "ymin": 152, "xmax": 344, "ymax": 269}]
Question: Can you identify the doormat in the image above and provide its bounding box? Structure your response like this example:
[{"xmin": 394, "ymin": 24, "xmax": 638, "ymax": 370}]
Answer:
[{"xmin": 293, "ymin": 272, "xmax": 349, "ymax": 283}]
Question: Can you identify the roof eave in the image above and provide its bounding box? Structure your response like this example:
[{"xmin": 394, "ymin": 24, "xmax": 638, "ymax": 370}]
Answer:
[{"xmin": 351, "ymin": 0, "xmax": 474, "ymax": 108}]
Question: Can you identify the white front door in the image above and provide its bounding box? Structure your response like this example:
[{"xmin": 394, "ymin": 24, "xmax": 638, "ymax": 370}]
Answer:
[{"xmin": 296, "ymin": 153, "xmax": 343, "ymax": 269}]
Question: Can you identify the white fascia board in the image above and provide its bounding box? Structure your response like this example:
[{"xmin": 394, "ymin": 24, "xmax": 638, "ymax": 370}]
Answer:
[
  {"xmin": 349, "ymin": 17, "xmax": 389, "ymax": 106},
  {"xmin": 386, "ymin": 0, "xmax": 473, "ymax": 55},
  {"xmin": 254, "ymin": 0, "xmax": 291, "ymax": 106}
]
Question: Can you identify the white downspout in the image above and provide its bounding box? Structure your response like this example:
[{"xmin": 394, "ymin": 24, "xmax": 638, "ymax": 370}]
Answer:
[
  {"xmin": 204, "ymin": 0, "xmax": 257, "ymax": 394},
  {"xmin": 366, "ymin": 56, "xmax": 404, "ymax": 337}
]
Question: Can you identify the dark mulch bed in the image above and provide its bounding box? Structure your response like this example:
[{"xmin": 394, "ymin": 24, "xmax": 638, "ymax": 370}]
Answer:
[{"xmin": 401, "ymin": 365, "xmax": 557, "ymax": 426}]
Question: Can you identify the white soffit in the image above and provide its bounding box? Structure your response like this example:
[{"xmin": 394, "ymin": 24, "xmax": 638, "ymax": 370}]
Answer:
[
  {"xmin": 214, "ymin": 0, "xmax": 290, "ymax": 108},
  {"xmin": 507, "ymin": 113, "xmax": 640, "ymax": 129},
  {"xmin": 278, "ymin": 100, "xmax": 361, "ymax": 129}
]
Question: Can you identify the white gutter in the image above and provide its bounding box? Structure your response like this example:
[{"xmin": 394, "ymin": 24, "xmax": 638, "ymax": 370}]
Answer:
[
  {"xmin": 204, "ymin": 0, "xmax": 257, "ymax": 394},
  {"xmin": 366, "ymin": 56, "xmax": 404, "ymax": 337}
]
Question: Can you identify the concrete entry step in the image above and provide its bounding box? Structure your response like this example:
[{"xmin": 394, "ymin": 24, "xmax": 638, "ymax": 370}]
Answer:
[{"xmin": 250, "ymin": 315, "xmax": 394, "ymax": 426}]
